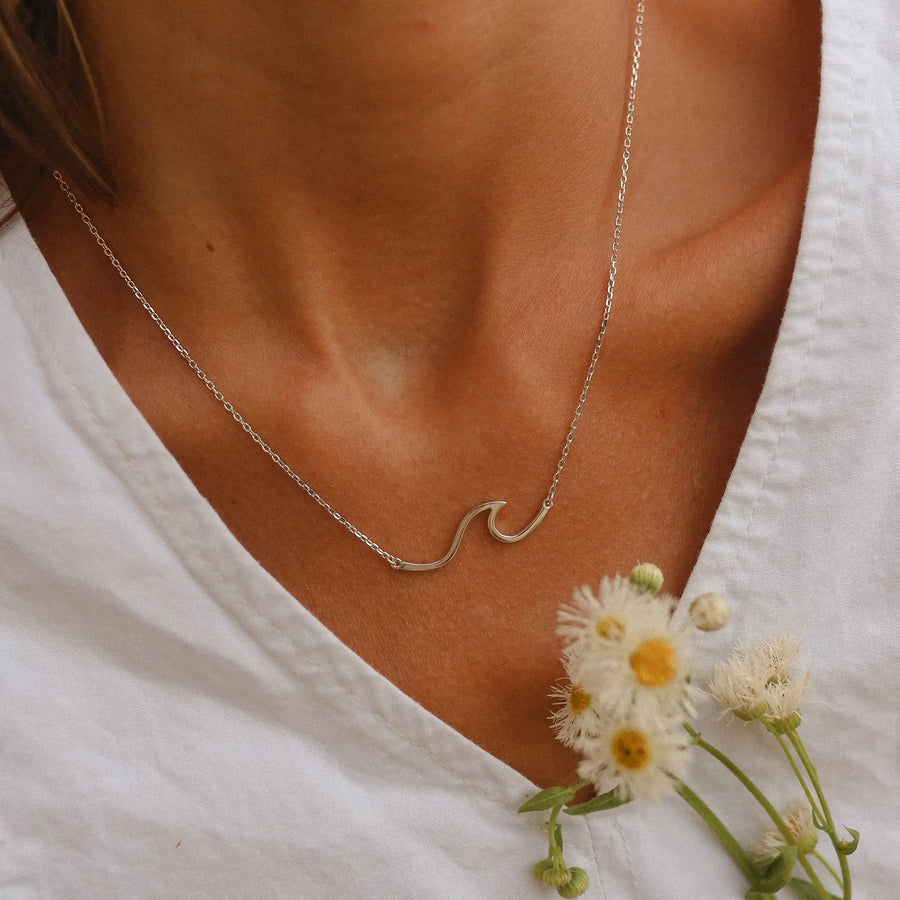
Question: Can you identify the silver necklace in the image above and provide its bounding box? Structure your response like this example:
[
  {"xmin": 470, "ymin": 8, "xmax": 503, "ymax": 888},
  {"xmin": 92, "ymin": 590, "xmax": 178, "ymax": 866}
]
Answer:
[{"xmin": 54, "ymin": 2, "xmax": 645, "ymax": 572}]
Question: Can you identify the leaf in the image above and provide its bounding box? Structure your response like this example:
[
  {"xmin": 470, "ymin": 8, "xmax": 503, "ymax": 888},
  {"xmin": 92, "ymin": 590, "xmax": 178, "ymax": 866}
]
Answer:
[
  {"xmin": 788, "ymin": 877, "xmax": 843, "ymax": 900},
  {"xmin": 744, "ymin": 892, "xmax": 778, "ymax": 900},
  {"xmin": 837, "ymin": 827, "xmax": 859, "ymax": 855},
  {"xmin": 565, "ymin": 788, "xmax": 630, "ymax": 816},
  {"xmin": 518, "ymin": 785, "xmax": 579, "ymax": 813},
  {"xmin": 753, "ymin": 845, "xmax": 798, "ymax": 893}
]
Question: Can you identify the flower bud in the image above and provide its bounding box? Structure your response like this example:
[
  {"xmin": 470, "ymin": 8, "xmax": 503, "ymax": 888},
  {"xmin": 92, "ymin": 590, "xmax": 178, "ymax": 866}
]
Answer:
[
  {"xmin": 533, "ymin": 858, "xmax": 570, "ymax": 887},
  {"xmin": 689, "ymin": 592, "xmax": 730, "ymax": 631},
  {"xmin": 557, "ymin": 867, "xmax": 590, "ymax": 897},
  {"xmin": 629, "ymin": 563, "xmax": 664, "ymax": 595}
]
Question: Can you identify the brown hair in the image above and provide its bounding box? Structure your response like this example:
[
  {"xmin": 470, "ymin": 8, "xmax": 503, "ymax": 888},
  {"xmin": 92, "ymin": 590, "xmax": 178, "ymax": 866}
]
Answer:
[{"xmin": 0, "ymin": 0, "xmax": 113, "ymax": 221}]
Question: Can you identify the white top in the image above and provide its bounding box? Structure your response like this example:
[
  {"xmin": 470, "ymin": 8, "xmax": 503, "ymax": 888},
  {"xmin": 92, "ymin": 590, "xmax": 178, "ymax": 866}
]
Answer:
[{"xmin": 1, "ymin": 0, "xmax": 898, "ymax": 896}]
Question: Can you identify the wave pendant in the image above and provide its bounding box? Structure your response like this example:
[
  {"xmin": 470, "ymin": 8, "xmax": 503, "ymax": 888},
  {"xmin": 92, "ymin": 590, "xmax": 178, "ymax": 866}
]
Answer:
[{"xmin": 392, "ymin": 501, "xmax": 550, "ymax": 572}]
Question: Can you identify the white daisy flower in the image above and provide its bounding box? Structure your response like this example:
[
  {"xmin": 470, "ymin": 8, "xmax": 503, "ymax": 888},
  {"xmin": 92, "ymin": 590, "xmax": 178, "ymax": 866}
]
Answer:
[
  {"xmin": 575, "ymin": 715, "xmax": 690, "ymax": 802},
  {"xmin": 750, "ymin": 799, "xmax": 818, "ymax": 863},
  {"xmin": 708, "ymin": 636, "xmax": 810, "ymax": 729},
  {"xmin": 557, "ymin": 576, "xmax": 651, "ymax": 649},
  {"xmin": 549, "ymin": 680, "xmax": 605, "ymax": 747},
  {"xmin": 559, "ymin": 577, "xmax": 696, "ymax": 722}
]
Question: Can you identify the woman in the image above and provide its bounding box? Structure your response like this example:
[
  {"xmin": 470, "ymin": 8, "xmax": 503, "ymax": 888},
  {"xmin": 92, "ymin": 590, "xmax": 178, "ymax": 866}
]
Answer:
[{"xmin": 1, "ymin": 0, "xmax": 896, "ymax": 896}]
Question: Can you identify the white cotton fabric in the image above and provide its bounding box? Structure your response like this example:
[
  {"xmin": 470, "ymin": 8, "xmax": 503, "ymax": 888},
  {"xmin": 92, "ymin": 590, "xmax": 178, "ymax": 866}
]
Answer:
[{"xmin": 1, "ymin": 0, "xmax": 898, "ymax": 896}]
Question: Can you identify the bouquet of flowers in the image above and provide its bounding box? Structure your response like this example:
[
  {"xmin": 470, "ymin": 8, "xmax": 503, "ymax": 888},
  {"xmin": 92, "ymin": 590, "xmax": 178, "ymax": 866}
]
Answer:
[{"xmin": 519, "ymin": 564, "xmax": 857, "ymax": 899}]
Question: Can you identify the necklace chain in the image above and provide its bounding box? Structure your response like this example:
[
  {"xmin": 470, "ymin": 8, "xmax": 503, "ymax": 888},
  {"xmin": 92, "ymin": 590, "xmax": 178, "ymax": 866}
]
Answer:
[{"xmin": 54, "ymin": 2, "xmax": 645, "ymax": 571}]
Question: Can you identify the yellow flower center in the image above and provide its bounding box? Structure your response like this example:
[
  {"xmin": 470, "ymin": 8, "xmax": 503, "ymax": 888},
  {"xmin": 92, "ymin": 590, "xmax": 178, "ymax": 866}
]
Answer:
[
  {"xmin": 596, "ymin": 616, "xmax": 625, "ymax": 640},
  {"xmin": 610, "ymin": 729, "xmax": 651, "ymax": 771},
  {"xmin": 629, "ymin": 639, "xmax": 677, "ymax": 686},
  {"xmin": 568, "ymin": 685, "xmax": 592, "ymax": 713}
]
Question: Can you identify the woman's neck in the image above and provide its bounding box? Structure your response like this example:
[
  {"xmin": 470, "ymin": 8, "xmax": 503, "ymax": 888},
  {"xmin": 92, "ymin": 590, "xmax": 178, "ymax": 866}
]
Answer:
[{"xmin": 69, "ymin": 0, "xmax": 632, "ymax": 368}]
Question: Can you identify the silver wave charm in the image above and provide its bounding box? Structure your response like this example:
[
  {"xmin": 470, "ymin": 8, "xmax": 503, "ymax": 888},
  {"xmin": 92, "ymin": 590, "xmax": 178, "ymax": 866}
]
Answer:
[{"xmin": 393, "ymin": 501, "xmax": 550, "ymax": 572}]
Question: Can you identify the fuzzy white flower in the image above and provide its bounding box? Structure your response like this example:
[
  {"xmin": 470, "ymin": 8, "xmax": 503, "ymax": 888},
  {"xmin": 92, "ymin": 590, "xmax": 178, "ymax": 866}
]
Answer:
[
  {"xmin": 558, "ymin": 576, "xmax": 696, "ymax": 722},
  {"xmin": 757, "ymin": 634, "xmax": 802, "ymax": 679},
  {"xmin": 575, "ymin": 715, "xmax": 690, "ymax": 802},
  {"xmin": 750, "ymin": 799, "xmax": 818, "ymax": 863},
  {"xmin": 708, "ymin": 635, "xmax": 810, "ymax": 729}
]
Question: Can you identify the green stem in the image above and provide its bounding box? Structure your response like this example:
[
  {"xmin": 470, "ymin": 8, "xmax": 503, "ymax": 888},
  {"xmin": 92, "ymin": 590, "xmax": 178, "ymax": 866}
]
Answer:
[
  {"xmin": 798, "ymin": 854, "xmax": 832, "ymax": 899},
  {"xmin": 547, "ymin": 803, "xmax": 565, "ymax": 862},
  {"xmin": 788, "ymin": 731, "xmax": 852, "ymax": 900},
  {"xmin": 688, "ymin": 728, "xmax": 794, "ymax": 844},
  {"xmin": 788, "ymin": 731, "xmax": 837, "ymax": 834},
  {"xmin": 674, "ymin": 779, "xmax": 758, "ymax": 885},
  {"xmin": 787, "ymin": 732, "xmax": 834, "ymax": 829},
  {"xmin": 768, "ymin": 728, "xmax": 825, "ymax": 828},
  {"xmin": 811, "ymin": 850, "xmax": 844, "ymax": 890},
  {"xmin": 686, "ymin": 727, "xmax": 834, "ymax": 898}
]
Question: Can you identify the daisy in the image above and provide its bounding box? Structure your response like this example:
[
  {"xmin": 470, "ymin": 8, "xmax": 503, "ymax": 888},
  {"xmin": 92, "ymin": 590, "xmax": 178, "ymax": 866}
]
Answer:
[
  {"xmin": 549, "ymin": 679, "xmax": 605, "ymax": 747},
  {"xmin": 559, "ymin": 577, "xmax": 696, "ymax": 722},
  {"xmin": 750, "ymin": 799, "xmax": 818, "ymax": 863},
  {"xmin": 575, "ymin": 715, "xmax": 690, "ymax": 802},
  {"xmin": 557, "ymin": 575, "xmax": 654, "ymax": 649}
]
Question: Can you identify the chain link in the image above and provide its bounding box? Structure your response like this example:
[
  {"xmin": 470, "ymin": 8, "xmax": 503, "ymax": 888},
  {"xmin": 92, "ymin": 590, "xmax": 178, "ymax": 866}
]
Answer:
[
  {"xmin": 53, "ymin": 1, "xmax": 645, "ymax": 570},
  {"xmin": 546, "ymin": 1, "xmax": 644, "ymax": 506}
]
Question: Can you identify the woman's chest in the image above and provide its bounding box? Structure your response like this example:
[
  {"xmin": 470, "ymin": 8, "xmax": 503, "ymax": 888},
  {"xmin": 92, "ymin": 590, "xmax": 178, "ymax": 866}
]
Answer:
[{"xmin": 144, "ymin": 170, "xmax": 808, "ymax": 790}]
